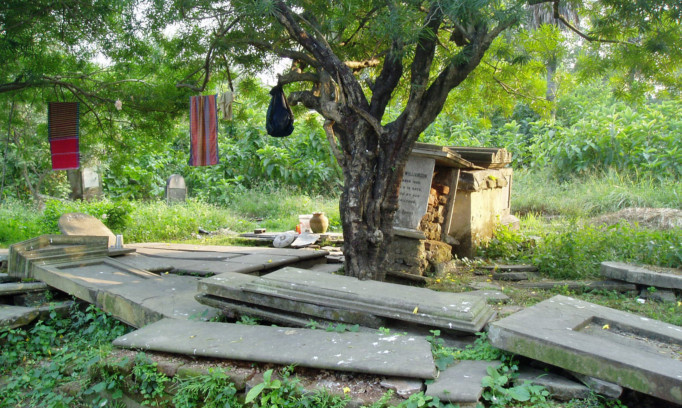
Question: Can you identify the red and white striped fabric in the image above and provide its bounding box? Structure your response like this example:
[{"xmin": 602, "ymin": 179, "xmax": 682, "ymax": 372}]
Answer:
[{"xmin": 48, "ymin": 102, "xmax": 80, "ymax": 170}]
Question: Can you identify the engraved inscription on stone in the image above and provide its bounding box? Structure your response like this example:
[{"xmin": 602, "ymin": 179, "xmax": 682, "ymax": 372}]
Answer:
[
  {"xmin": 166, "ymin": 174, "xmax": 187, "ymax": 203},
  {"xmin": 394, "ymin": 157, "xmax": 435, "ymax": 230}
]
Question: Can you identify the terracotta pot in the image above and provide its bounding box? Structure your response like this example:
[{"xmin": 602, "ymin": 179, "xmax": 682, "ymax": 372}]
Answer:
[{"xmin": 309, "ymin": 212, "xmax": 329, "ymax": 233}]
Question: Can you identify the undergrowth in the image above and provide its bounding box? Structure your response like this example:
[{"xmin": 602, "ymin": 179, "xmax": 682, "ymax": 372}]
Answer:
[{"xmin": 479, "ymin": 220, "xmax": 681, "ymax": 279}]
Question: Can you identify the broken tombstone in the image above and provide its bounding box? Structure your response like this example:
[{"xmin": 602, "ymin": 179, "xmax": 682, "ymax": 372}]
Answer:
[
  {"xmin": 197, "ymin": 267, "xmax": 495, "ymax": 334},
  {"xmin": 488, "ymin": 295, "xmax": 682, "ymax": 405}
]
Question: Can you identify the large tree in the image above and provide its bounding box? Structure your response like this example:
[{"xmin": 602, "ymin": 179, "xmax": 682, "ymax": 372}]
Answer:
[
  {"xmin": 154, "ymin": 0, "xmax": 678, "ymax": 280},
  {"xmin": 3, "ymin": 0, "xmax": 679, "ymax": 279}
]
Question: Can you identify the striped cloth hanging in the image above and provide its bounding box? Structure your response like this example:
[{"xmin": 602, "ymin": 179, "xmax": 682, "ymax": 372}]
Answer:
[
  {"xmin": 189, "ymin": 95, "xmax": 219, "ymax": 166},
  {"xmin": 48, "ymin": 102, "xmax": 80, "ymax": 170}
]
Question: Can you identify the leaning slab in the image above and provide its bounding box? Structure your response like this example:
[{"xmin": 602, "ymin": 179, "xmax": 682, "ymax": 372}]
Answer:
[
  {"xmin": 8, "ymin": 235, "xmax": 109, "ymax": 279},
  {"xmin": 601, "ymin": 261, "xmax": 682, "ymax": 290},
  {"xmin": 0, "ymin": 281, "xmax": 48, "ymax": 296},
  {"xmin": 30, "ymin": 257, "xmax": 218, "ymax": 328},
  {"xmin": 125, "ymin": 243, "xmax": 328, "ymax": 275},
  {"xmin": 0, "ymin": 305, "xmax": 40, "ymax": 329},
  {"xmin": 113, "ymin": 318, "xmax": 437, "ymax": 379},
  {"xmin": 198, "ymin": 267, "xmax": 494, "ymax": 334},
  {"xmin": 488, "ymin": 295, "xmax": 682, "ymax": 405},
  {"xmin": 426, "ymin": 360, "xmax": 500, "ymax": 406}
]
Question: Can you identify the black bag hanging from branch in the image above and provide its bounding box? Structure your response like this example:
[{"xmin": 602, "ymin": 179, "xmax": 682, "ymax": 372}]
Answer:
[{"xmin": 266, "ymin": 85, "xmax": 294, "ymax": 137}]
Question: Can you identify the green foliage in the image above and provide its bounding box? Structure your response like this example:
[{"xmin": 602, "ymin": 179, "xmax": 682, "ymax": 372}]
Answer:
[
  {"xmin": 0, "ymin": 198, "xmax": 42, "ymax": 245},
  {"xmin": 131, "ymin": 353, "xmax": 170, "ymax": 406},
  {"xmin": 40, "ymin": 198, "xmax": 132, "ymax": 234},
  {"xmin": 397, "ymin": 392, "xmax": 457, "ymax": 408},
  {"xmin": 480, "ymin": 214, "xmax": 681, "ymax": 280},
  {"xmin": 480, "ymin": 364, "xmax": 550, "ymax": 408},
  {"xmin": 172, "ymin": 368, "xmax": 242, "ymax": 408},
  {"xmin": 0, "ymin": 304, "xmax": 130, "ymax": 407},
  {"xmin": 244, "ymin": 367, "xmax": 303, "ymax": 407},
  {"xmin": 427, "ymin": 331, "xmax": 504, "ymax": 372}
]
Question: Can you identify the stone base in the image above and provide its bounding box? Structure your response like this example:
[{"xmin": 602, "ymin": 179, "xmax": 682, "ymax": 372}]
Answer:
[{"xmin": 385, "ymin": 237, "xmax": 453, "ymax": 277}]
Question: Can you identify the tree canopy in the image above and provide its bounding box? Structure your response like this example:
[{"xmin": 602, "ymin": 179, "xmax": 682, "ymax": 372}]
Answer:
[{"xmin": 1, "ymin": 0, "xmax": 680, "ymax": 279}]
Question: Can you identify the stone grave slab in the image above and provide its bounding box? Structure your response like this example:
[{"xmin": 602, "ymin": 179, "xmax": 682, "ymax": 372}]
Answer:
[
  {"xmin": 166, "ymin": 174, "xmax": 187, "ymax": 203},
  {"xmin": 114, "ymin": 253, "xmax": 174, "ymax": 273},
  {"xmin": 601, "ymin": 261, "xmax": 682, "ymax": 290},
  {"xmin": 113, "ymin": 318, "xmax": 437, "ymax": 379},
  {"xmin": 30, "ymin": 257, "xmax": 217, "ymax": 328},
  {"xmin": 426, "ymin": 360, "xmax": 500, "ymax": 406},
  {"xmin": 394, "ymin": 156, "xmax": 436, "ymax": 230},
  {"xmin": 133, "ymin": 247, "xmax": 246, "ymax": 260},
  {"xmin": 488, "ymin": 295, "xmax": 682, "ymax": 404},
  {"xmin": 31, "ymin": 257, "xmax": 159, "ymax": 304},
  {"xmin": 199, "ymin": 267, "xmax": 494, "ymax": 334},
  {"xmin": 0, "ymin": 305, "xmax": 40, "ymax": 329},
  {"xmin": 0, "ymin": 281, "xmax": 48, "ymax": 296},
  {"xmin": 9, "ymin": 235, "xmax": 110, "ymax": 279},
  {"xmin": 58, "ymin": 213, "xmax": 117, "ymax": 247},
  {"xmin": 98, "ymin": 274, "xmax": 219, "ymax": 328}
]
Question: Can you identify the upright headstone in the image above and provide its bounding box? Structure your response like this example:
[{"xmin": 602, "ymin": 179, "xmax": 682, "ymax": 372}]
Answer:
[
  {"xmin": 166, "ymin": 174, "xmax": 187, "ymax": 203},
  {"xmin": 394, "ymin": 156, "xmax": 436, "ymax": 230},
  {"xmin": 82, "ymin": 167, "xmax": 103, "ymax": 200}
]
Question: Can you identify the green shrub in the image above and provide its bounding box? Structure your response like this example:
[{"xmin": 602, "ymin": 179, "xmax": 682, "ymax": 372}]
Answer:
[{"xmin": 40, "ymin": 198, "xmax": 132, "ymax": 234}]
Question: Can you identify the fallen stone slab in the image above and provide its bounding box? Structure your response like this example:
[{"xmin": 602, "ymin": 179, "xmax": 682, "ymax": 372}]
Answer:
[
  {"xmin": 30, "ymin": 257, "xmax": 218, "ymax": 328},
  {"xmin": 113, "ymin": 318, "xmax": 437, "ymax": 379},
  {"xmin": 9, "ymin": 235, "xmax": 109, "ymax": 279},
  {"xmin": 492, "ymin": 272, "xmax": 539, "ymax": 281},
  {"xmin": 640, "ymin": 288, "xmax": 678, "ymax": 303},
  {"xmin": 602, "ymin": 261, "xmax": 682, "ymax": 290},
  {"xmin": 114, "ymin": 253, "xmax": 174, "ymax": 273},
  {"xmin": 514, "ymin": 367, "xmax": 590, "ymax": 401},
  {"xmin": 512, "ymin": 280, "xmax": 637, "ymax": 293},
  {"xmin": 0, "ymin": 281, "xmax": 48, "ymax": 296},
  {"xmin": 125, "ymin": 243, "xmax": 328, "ymax": 275},
  {"xmin": 0, "ymin": 305, "xmax": 40, "ymax": 329},
  {"xmin": 488, "ymin": 295, "xmax": 682, "ymax": 405},
  {"xmin": 380, "ymin": 377, "xmax": 424, "ymax": 398},
  {"xmin": 570, "ymin": 371, "xmax": 623, "ymax": 399},
  {"xmin": 98, "ymin": 274, "xmax": 220, "ymax": 328},
  {"xmin": 479, "ymin": 264, "xmax": 538, "ymax": 272},
  {"xmin": 465, "ymin": 289, "xmax": 509, "ymax": 303},
  {"xmin": 425, "ymin": 360, "xmax": 500, "ymax": 406},
  {"xmin": 198, "ymin": 267, "xmax": 494, "ymax": 334},
  {"xmin": 291, "ymin": 233, "xmax": 320, "ymax": 248}
]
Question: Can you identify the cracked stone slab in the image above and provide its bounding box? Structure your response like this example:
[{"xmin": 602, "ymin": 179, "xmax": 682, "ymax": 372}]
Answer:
[
  {"xmin": 30, "ymin": 257, "xmax": 218, "ymax": 328},
  {"xmin": 113, "ymin": 318, "xmax": 437, "ymax": 379},
  {"xmin": 426, "ymin": 360, "xmax": 500, "ymax": 406},
  {"xmin": 126, "ymin": 243, "xmax": 324, "ymax": 259},
  {"xmin": 8, "ymin": 235, "xmax": 110, "ymax": 279},
  {"xmin": 0, "ymin": 305, "xmax": 40, "ymax": 329},
  {"xmin": 488, "ymin": 295, "xmax": 682, "ymax": 405},
  {"xmin": 199, "ymin": 267, "xmax": 494, "ymax": 334},
  {"xmin": 601, "ymin": 261, "xmax": 682, "ymax": 290},
  {"xmin": 98, "ymin": 274, "xmax": 220, "ymax": 328}
]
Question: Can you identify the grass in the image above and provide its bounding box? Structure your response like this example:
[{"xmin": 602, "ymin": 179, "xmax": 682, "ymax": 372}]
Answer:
[
  {"xmin": 512, "ymin": 168, "xmax": 682, "ymax": 217},
  {"xmin": 0, "ymin": 189, "xmax": 340, "ymax": 248}
]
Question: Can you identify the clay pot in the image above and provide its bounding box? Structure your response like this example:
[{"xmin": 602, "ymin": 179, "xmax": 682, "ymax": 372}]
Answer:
[{"xmin": 309, "ymin": 212, "xmax": 329, "ymax": 234}]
